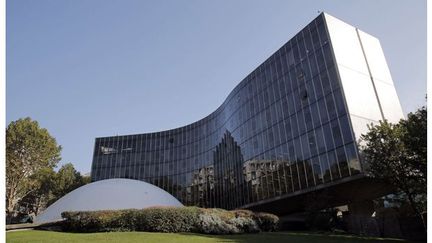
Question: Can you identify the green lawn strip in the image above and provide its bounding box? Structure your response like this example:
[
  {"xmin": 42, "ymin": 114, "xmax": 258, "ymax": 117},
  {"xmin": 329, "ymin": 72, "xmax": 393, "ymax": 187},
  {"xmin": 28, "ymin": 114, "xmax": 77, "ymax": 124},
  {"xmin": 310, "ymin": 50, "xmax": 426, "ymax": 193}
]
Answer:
[{"xmin": 7, "ymin": 230, "xmax": 407, "ymax": 243}]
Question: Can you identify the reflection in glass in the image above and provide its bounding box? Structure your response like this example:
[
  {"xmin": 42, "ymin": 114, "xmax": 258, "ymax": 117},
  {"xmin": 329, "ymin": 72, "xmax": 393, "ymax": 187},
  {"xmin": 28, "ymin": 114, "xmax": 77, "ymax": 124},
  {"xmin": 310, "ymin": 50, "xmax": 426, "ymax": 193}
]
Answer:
[{"xmin": 91, "ymin": 14, "xmax": 369, "ymax": 210}]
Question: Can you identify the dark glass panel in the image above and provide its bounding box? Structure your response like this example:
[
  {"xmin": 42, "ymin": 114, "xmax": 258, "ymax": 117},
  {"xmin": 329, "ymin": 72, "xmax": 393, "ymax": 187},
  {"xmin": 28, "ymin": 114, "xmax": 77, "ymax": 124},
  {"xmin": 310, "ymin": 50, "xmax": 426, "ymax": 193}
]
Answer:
[
  {"xmin": 308, "ymin": 130, "xmax": 318, "ymax": 157},
  {"xmin": 297, "ymin": 160, "xmax": 308, "ymax": 189},
  {"xmin": 327, "ymin": 150, "xmax": 340, "ymax": 180},
  {"xmin": 306, "ymin": 80, "xmax": 317, "ymax": 103},
  {"xmin": 290, "ymin": 115, "xmax": 299, "ymax": 138},
  {"xmin": 313, "ymin": 76, "xmax": 324, "ymax": 100},
  {"xmin": 297, "ymin": 110, "xmax": 306, "ymax": 135},
  {"xmin": 304, "ymin": 159, "xmax": 315, "ymax": 187},
  {"xmin": 311, "ymin": 156, "xmax": 323, "ymax": 185},
  {"xmin": 318, "ymin": 23, "xmax": 328, "ymax": 44},
  {"xmin": 336, "ymin": 147, "xmax": 350, "ymax": 177},
  {"xmin": 304, "ymin": 107, "xmax": 313, "ymax": 132},
  {"xmin": 331, "ymin": 120, "xmax": 343, "ymax": 148},
  {"xmin": 316, "ymin": 49, "xmax": 326, "ymax": 71},
  {"xmin": 333, "ymin": 89, "xmax": 347, "ymax": 116},
  {"xmin": 318, "ymin": 99, "xmax": 329, "ymax": 124},
  {"xmin": 345, "ymin": 143, "xmax": 361, "ymax": 175},
  {"xmin": 304, "ymin": 30, "xmax": 313, "ymax": 54},
  {"xmin": 321, "ymin": 70, "xmax": 332, "ymax": 95},
  {"xmin": 301, "ymin": 59, "xmax": 311, "ymax": 81},
  {"xmin": 293, "ymin": 43, "xmax": 300, "ymax": 64},
  {"xmin": 310, "ymin": 102, "xmax": 321, "ymax": 128},
  {"xmin": 300, "ymin": 134, "xmax": 310, "ymax": 160},
  {"xmin": 311, "ymin": 27, "xmax": 320, "ymax": 50},
  {"xmin": 339, "ymin": 115, "xmax": 354, "ymax": 144},
  {"xmin": 326, "ymin": 94, "xmax": 338, "ymax": 120},
  {"xmin": 319, "ymin": 154, "xmax": 332, "ymax": 182},
  {"xmin": 322, "ymin": 43, "xmax": 334, "ymax": 67},
  {"xmin": 327, "ymin": 66, "xmax": 340, "ymax": 91}
]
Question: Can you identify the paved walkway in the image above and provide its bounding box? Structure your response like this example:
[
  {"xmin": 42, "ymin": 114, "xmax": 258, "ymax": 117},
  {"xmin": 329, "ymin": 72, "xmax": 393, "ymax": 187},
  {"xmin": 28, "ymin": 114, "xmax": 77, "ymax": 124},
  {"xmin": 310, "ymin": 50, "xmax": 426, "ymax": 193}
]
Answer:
[{"xmin": 6, "ymin": 223, "xmax": 40, "ymax": 231}]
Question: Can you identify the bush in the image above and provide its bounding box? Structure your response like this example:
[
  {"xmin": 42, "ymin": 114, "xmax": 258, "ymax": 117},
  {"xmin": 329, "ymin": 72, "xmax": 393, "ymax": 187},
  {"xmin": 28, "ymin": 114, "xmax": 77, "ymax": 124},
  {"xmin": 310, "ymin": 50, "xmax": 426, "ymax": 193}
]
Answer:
[
  {"xmin": 134, "ymin": 207, "xmax": 200, "ymax": 232},
  {"xmin": 305, "ymin": 211, "xmax": 337, "ymax": 231},
  {"xmin": 253, "ymin": 212, "xmax": 279, "ymax": 232},
  {"xmin": 61, "ymin": 207, "xmax": 278, "ymax": 234},
  {"xmin": 197, "ymin": 209, "xmax": 260, "ymax": 234}
]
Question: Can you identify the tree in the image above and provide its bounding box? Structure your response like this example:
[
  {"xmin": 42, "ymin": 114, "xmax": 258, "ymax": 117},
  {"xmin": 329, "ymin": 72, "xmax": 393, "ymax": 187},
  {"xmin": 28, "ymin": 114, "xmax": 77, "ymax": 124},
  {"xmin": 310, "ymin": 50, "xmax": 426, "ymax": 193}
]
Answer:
[
  {"xmin": 6, "ymin": 118, "xmax": 62, "ymax": 219},
  {"xmin": 399, "ymin": 107, "xmax": 427, "ymax": 177},
  {"xmin": 18, "ymin": 163, "xmax": 91, "ymax": 216},
  {"xmin": 50, "ymin": 163, "xmax": 88, "ymax": 205},
  {"xmin": 360, "ymin": 106, "xmax": 426, "ymax": 227},
  {"xmin": 20, "ymin": 167, "xmax": 57, "ymax": 215}
]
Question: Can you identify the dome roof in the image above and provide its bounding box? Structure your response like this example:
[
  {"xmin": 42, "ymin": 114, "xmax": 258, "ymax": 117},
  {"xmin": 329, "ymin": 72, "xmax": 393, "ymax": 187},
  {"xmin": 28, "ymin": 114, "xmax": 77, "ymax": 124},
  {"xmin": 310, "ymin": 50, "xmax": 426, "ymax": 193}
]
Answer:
[{"xmin": 35, "ymin": 178, "xmax": 183, "ymax": 223}]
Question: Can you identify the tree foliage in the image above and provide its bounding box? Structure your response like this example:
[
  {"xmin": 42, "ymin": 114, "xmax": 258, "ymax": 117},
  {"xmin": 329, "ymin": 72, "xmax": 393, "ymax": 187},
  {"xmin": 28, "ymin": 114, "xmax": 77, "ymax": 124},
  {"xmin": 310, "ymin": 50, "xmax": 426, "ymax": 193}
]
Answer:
[
  {"xmin": 6, "ymin": 118, "xmax": 62, "ymax": 215},
  {"xmin": 399, "ymin": 107, "xmax": 427, "ymax": 176},
  {"xmin": 20, "ymin": 163, "xmax": 91, "ymax": 215},
  {"xmin": 360, "ymin": 106, "xmax": 426, "ymax": 225},
  {"xmin": 25, "ymin": 167, "xmax": 57, "ymax": 215},
  {"xmin": 50, "ymin": 163, "xmax": 90, "ymax": 205}
]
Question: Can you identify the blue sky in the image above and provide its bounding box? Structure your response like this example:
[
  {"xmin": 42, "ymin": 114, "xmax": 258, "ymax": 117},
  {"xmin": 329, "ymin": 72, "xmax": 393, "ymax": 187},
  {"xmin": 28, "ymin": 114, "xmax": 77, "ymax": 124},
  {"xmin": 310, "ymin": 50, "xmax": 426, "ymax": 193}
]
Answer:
[{"xmin": 7, "ymin": 0, "xmax": 426, "ymax": 173}]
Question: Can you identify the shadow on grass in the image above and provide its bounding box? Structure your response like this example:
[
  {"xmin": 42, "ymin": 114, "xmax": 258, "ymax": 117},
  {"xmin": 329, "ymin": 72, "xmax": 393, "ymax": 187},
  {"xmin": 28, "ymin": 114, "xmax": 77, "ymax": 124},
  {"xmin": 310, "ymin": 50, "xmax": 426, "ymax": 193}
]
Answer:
[
  {"xmin": 174, "ymin": 232, "xmax": 408, "ymax": 243},
  {"xmin": 7, "ymin": 230, "xmax": 412, "ymax": 243}
]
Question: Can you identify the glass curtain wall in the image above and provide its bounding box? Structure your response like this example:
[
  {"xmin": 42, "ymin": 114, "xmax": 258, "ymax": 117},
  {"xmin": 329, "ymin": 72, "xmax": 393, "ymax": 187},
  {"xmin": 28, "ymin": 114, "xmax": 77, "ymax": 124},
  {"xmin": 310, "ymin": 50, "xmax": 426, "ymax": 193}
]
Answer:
[{"xmin": 91, "ymin": 13, "xmax": 362, "ymax": 209}]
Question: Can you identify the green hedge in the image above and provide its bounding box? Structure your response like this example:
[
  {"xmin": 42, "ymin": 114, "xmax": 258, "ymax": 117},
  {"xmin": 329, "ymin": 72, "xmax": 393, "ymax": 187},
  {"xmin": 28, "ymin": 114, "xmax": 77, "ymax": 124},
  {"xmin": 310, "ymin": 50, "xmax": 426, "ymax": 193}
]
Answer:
[{"xmin": 61, "ymin": 207, "xmax": 279, "ymax": 234}]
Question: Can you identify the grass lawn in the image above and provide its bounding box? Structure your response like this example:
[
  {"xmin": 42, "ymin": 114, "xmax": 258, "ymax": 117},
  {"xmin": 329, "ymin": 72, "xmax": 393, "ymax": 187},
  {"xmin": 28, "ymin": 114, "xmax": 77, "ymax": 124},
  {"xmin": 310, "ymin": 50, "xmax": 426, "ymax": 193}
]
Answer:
[{"xmin": 6, "ymin": 230, "xmax": 407, "ymax": 243}]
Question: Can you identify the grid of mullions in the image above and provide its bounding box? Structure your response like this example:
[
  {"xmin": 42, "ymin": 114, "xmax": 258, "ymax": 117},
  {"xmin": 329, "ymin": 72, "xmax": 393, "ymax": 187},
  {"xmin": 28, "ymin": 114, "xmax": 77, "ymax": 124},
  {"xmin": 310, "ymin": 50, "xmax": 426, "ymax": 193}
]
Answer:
[{"xmin": 91, "ymin": 14, "xmax": 362, "ymax": 209}]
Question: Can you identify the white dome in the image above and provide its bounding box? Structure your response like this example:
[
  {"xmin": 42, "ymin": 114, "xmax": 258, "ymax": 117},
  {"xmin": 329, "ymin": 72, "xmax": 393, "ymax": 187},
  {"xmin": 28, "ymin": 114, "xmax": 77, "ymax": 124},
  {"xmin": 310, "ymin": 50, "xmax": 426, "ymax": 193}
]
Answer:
[{"xmin": 35, "ymin": 178, "xmax": 183, "ymax": 223}]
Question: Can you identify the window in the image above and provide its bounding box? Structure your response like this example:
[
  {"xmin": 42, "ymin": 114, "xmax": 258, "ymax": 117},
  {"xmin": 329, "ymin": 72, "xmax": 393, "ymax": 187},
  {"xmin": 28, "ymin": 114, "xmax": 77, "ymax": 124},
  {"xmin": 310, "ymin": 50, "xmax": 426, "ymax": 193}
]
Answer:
[
  {"xmin": 326, "ymin": 94, "xmax": 337, "ymax": 120},
  {"xmin": 323, "ymin": 123, "xmax": 335, "ymax": 150},
  {"xmin": 327, "ymin": 150, "xmax": 340, "ymax": 179},
  {"xmin": 339, "ymin": 115, "xmax": 354, "ymax": 144},
  {"xmin": 322, "ymin": 43, "xmax": 334, "ymax": 67},
  {"xmin": 315, "ymin": 126, "xmax": 327, "ymax": 154},
  {"xmin": 306, "ymin": 81, "xmax": 316, "ymax": 103},
  {"xmin": 318, "ymin": 99, "xmax": 329, "ymax": 124},
  {"xmin": 304, "ymin": 107, "xmax": 313, "ymax": 131},
  {"xmin": 316, "ymin": 49, "xmax": 326, "ymax": 71},
  {"xmin": 336, "ymin": 147, "xmax": 350, "ymax": 177},
  {"xmin": 287, "ymin": 49, "xmax": 295, "ymax": 67},
  {"xmin": 333, "ymin": 89, "xmax": 347, "ymax": 116},
  {"xmin": 308, "ymin": 131, "xmax": 317, "ymax": 157},
  {"xmin": 331, "ymin": 120, "xmax": 343, "ymax": 148},
  {"xmin": 318, "ymin": 24, "xmax": 328, "ymax": 44},
  {"xmin": 345, "ymin": 143, "xmax": 361, "ymax": 174},
  {"xmin": 311, "ymin": 27, "xmax": 320, "ymax": 49}
]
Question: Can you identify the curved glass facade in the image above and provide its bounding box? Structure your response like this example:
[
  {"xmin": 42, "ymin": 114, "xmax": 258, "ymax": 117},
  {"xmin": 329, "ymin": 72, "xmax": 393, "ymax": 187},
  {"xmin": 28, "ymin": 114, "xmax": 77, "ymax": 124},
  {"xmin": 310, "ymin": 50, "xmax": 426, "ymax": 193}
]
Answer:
[{"xmin": 91, "ymin": 13, "xmax": 401, "ymax": 210}]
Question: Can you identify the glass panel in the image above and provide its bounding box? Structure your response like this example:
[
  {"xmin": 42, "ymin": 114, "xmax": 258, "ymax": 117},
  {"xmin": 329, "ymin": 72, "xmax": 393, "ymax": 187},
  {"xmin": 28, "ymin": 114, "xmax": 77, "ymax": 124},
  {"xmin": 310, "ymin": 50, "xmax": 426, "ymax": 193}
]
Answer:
[
  {"xmin": 318, "ymin": 98, "xmax": 329, "ymax": 124},
  {"xmin": 320, "ymin": 153, "xmax": 332, "ymax": 182},
  {"xmin": 328, "ymin": 150, "xmax": 340, "ymax": 180},
  {"xmin": 322, "ymin": 123, "xmax": 335, "ymax": 150},
  {"xmin": 345, "ymin": 143, "xmax": 361, "ymax": 174},
  {"xmin": 336, "ymin": 147, "xmax": 350, "ymax": 177},
  {"xmin": 313, "ymin": 76, "xmax": 324, "ymax": 100},
  {"xmin": 311, "ymin": 156, "xmax": 323, "ymax": 185},
  {"xmin": 339, "ymin": 115, "xmax": 354, "ymax": 144},
  {"xmin": 331, "ymin": 120, "xmax": 343, "ymax": 148},
  {"xmin": 304, "ymin": 159, "xmax": 315, "ymax": 187},
  {"xmin": 326, "ymin": 94, "xmax": 337, "ymax": 120},
  {"xmin": 308, "ymin": 130, "xmax": 318, "ymax": 157}
]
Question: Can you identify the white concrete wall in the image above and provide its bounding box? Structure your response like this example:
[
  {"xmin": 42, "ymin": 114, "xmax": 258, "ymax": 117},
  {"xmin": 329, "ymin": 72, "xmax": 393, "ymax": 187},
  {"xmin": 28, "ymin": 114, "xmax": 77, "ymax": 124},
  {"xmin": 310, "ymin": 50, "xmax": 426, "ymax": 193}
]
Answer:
[{"xmin": 323, "ymin": 13, "xmax": 404, "ymax": 140}]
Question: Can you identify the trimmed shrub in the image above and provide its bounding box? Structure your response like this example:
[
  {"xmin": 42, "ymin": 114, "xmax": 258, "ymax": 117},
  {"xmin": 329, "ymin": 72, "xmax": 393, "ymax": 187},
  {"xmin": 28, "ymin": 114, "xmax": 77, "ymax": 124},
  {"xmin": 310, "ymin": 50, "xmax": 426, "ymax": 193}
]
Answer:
[
  {"xmin": 198, "ymin": 210, "xmax": 237, "ymax": 234},
  {"xmin": 134, "ymin": 206, "xmax": 200, "ymax": 232},
  {"xmin": 253, "ymin": 212, "xmax": 279, "ymax": 232},
  {"xmin": 61, "ymin": 207, "xmax": 278, "ymax": 234}
]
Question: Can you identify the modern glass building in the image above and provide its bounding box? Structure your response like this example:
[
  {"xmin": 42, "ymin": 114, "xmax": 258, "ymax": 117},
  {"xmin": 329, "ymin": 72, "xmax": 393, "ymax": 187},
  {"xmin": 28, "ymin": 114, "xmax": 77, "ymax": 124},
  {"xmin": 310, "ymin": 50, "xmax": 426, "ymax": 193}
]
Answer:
[{"xmin": 91, "ymin": 13, "xmax": 404, "ymax": 213}]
